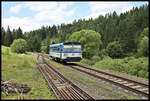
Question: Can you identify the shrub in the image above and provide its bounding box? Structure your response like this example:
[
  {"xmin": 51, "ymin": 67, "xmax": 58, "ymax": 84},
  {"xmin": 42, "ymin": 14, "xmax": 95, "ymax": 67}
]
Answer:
[
  {"xmin": 91, "ymin": 55, "xmax": 101, "ymax": 63},
  {"xmin": 138, "ymin": 27, "xmax": 149, "ymax": 45},
  {"xmin": 10, "ymin": 39, "xmax": 27, "ymax": 54},
  {"xmin": 93, "ymin": 56, "xmax": 148, "ymax": 79},
  {"xmin": 100, "ymin": 49, "xmax": 108, "ymax": 56},
  {"xmin": 138, "ymin": 70, "xmax": 145, "ymax": 78},
  {"xmin": 80, "ymin": 58, "xmax": 95, "ymax": 66},
  {"xmin": 137, "ymin": 36, "xmax": 149, "ymax": 57},
  {"xmin": 41, "ymin": 45, "xmax": 47, "ymax": 54},
  {"xmin": 106, "ymin": 41, "xmax": 124, "ymax": 58},
  {"xmin": 98, "ymin": 49, "xmax": 108, "ymax": 60}
]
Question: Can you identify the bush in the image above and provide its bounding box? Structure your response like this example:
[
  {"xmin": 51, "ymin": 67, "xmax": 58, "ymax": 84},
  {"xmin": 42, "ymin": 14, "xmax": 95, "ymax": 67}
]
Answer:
[
  {"xmin": 91, "ymin": 55, "xmax": 101, "ymax": 63},
  {"xmin": 138, "ymin": 27, "xmax": 149, "ymax": 45},
  {"xmin": 137, "ymin": 36, "xmax": 149, "ymax": 57},
  {"xmin": 10, "ymin": 39, "xmax": 27, "ymax": 54},
  {"xmin": 106, "ymin": 41, "xmax": 124, "ymax": 58},
  {"xmin": 93, "ymin": 56, "xmax": 148, "ymax": 79},
  {"xmin": 80, "ymin": 58, "xmax": 95, "ymax": 66},
  {"xmin": 41, "ymin": 45, "xmax": 47, "ymax": 54},
  {"xmin": 100, "ymin": 49, "xmax": 108, "ymax": 56},
  {"xmin": 99, "ymin": 49, "xmax": 108, "ymax": 60}
]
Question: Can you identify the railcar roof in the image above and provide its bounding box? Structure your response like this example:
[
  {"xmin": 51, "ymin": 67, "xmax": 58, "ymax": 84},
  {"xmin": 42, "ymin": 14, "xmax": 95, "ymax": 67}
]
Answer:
[
  {"xmin": 49, "ymin": 42, "xmax": 81, "ymax": 47},
  {"xmin": 63, "ymin": 42, "xmax": 81, "ymax": 45}
]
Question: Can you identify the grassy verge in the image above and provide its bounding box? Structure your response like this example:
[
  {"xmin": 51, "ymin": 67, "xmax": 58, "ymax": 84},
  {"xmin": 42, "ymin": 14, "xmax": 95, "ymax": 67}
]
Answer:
[
  {"xmin": 1, "ymin": 46, "xmax": 56, "ymax": 100},
  {"xmin": 46, "ymin": 59, "xmax": 136, "ymax": 99},
  {"xmin": 80, "ymin": 56, "xmax": 148, "ymax": 80}
]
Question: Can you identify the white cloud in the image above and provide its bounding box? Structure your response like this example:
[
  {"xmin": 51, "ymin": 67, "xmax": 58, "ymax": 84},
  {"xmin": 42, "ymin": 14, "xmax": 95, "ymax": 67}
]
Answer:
[
  {"xmin": 121, "ymin": 5, "xmax": 134, "ymax": 13},
  {"xmin": 9, "ymin": 2, "xmax": 75, "ymax": 13},
  {"xmin": 2, "ymin": 16, "xmax": 50, "ymax": 32},
  {"xmin": 83, "ymin": 12, "xmax": 106, "ymax": 20},
  {"xmin": 9, "ymin": 4, "xmax": 23, "ymax": 13},
  {"xmin": 22, "ymin": 2, "xmax": 74, "ymax": 12},
  {"xmin": 9, "ymin": 2, "xmax": 58, "ymax": 13},
  {"xmin": 34, "ymin": 2, "xmax": 76, "ymax": 23},
  {"xmin": 23, "ymin": 2, "xmax": 58, "ymax": 11},
  {"xmin": 85, "ymin": 2, "xmax": 134, "ymax": 19},
  {"xmin": 4, "ymin": 2, "xmax": 76, "ymax": 32}
]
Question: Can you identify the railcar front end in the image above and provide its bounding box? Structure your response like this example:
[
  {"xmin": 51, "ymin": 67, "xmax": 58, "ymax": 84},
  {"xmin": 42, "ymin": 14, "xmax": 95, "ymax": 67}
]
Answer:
[{"xmin": 49, "ymin": 42, "xmax": 82, "ymax": 63}]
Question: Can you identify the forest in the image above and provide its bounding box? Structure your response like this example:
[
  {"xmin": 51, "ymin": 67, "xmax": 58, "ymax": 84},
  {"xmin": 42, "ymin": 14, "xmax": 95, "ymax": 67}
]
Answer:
[{"xmin": 1, "ymin": 4, "xmax": 149, "ymax": 78}]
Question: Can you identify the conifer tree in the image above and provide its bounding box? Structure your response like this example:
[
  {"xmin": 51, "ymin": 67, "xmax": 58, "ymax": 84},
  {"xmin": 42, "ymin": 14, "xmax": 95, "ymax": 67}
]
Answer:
[{"xmin": 4, "ymin": 26, "xmax": 13, "ymax": 46}]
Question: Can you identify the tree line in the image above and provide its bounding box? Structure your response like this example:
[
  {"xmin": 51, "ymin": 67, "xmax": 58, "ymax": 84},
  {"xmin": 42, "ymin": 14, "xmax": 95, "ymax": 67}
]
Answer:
[
  {"xmin": 1, "ymin": 4, "xmax": 149, "ymax": 57},
  {"xmin": 2, "ymin": 27, "xmax": 23, "ymax": 47}
]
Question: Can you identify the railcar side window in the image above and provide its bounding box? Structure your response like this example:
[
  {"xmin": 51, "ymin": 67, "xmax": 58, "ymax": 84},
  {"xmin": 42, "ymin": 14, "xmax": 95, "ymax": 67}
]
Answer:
[
  {"xmin": 50, "ymin": 46, "xmax": 61, "ymax": 52},
  {"xmin": 73, "ymin": 48, "xmax": 81, "ymax": 51},
  {"xmin": 64, "ymin": 45, "xmax": 81, "ymax": 52}
]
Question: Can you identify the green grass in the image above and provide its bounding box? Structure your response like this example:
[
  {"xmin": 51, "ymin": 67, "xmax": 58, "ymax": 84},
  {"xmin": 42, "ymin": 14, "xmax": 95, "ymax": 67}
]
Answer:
[
  {"xmin": 80, "ymin": 55, "xmax": 148, "ymax": 80},
  {"xmin": 93, "ymin": 56, "xmax": 148, "ymax": 79},
  {"xmin": 1, "ymin": 46, "xmax": 56, "ymax": 100},
  {"xmin": 46, "ymin": 59, "xmax": 136, "ymax": 99}
]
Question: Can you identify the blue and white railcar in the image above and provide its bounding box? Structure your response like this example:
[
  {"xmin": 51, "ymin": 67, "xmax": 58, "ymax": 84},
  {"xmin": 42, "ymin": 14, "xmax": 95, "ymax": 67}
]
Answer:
[{"xmin": 49, "ymin": 42, "xmax": 82, "ymax": 63}]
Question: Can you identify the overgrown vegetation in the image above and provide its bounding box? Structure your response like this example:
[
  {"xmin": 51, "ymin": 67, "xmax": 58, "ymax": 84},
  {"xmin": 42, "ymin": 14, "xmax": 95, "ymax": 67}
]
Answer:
[
  {"xmin": 1, "ymin": 46, "xmax": 56, "ymax": 99},
  {"xmin": 10, "ymin": 39, "xmax": 27, "ymax": 54},
  {"xmin": 80, "ymin": 27, "xmax": 149, "ymax": 79},
  {"xmin": 137, "ymin": 27, "xmax": 149, "ymax": 57},
  {"xmin": 80, "ymin": 56, "xmax": 148, "ymax": 79},
  {"xmin": 106, "ymin": 41, "xmax": 124, "ymax": 58},
  {"xmin": 137, "ymin": 36, "xmax": 149, "ymax": 57}
]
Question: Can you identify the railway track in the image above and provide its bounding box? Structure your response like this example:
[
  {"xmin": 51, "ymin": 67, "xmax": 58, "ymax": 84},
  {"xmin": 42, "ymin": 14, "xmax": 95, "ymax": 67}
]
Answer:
[
  {"xmin": 36, "ymin": 53, "xmax": 94, "ymax": 100},
  {"xmin": 39, "ymin": 53, "xmax": 149, "ymax": 99},
  {"xmin": 69, "ymin": 63, "xmax": 149, "ymax": 98}
]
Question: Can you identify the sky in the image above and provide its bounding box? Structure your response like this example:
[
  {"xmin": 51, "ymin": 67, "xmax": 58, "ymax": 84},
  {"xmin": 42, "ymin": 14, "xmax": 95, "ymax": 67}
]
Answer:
[{"xmin": 2, "ymin": 1, "xmax": 149, "ymax": 33}]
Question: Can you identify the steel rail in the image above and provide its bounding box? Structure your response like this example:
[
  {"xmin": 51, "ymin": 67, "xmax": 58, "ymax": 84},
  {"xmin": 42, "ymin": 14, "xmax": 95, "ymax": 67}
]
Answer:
[
  {"xmin": 37, "ymin": 65, "xmax": 61, "ymax": 99},
  {"xmin": 44, "ymin": 60, "xmax": 94, "ymax": 100},
  {"xmin": 76, "ymin": 63, "xmax": 148, "ymax": 88},
  {"xmin": 41, "ymin": 53, "xmax": 149, "ymax": 98},
  {"xmin": 36, "ymin": 53, "xmax": 94, "ymax": 100},
  {"xmin": 69, "ymin": 65, "xmax": 149, "ymax": 98}
]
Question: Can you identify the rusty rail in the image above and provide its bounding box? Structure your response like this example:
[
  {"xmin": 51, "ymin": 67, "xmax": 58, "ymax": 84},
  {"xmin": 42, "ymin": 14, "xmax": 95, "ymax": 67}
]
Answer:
[
  {"xmin": 40, "ymin": 53, "xmax": 149, "ymax": 98},
  {"xmin": 36, "ymin": 53, "xmax": 94, "ymax": 100},
  {"xmin": 69, "ymin": 63, "xmax": 149, "ymax": 98}
]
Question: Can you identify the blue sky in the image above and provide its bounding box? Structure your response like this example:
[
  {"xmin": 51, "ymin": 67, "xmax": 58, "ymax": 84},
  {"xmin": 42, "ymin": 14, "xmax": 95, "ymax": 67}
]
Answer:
[{"xmin": 2, "ymin": 1, "xmax": 148, "ymax": 32}]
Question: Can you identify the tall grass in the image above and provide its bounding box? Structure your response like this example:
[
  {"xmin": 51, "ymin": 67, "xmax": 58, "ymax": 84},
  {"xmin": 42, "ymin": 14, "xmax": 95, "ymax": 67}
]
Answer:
[
  {"xmin": 1, "ymin": 46, "xmax": 56, "ymax": 99},
  {"xmin": 80, "ymin": 54, "xmax": 148, "ymax": 79},
  {"xmin": 93, "ymin": 56, "xmax": 148, "ymax": 79}
]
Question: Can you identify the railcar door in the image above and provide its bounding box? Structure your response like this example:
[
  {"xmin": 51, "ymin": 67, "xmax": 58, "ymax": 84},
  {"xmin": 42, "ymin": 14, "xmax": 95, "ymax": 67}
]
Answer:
[{"xmin": 60, "ymin": 46, "xmax": 62, "ymax": 59}]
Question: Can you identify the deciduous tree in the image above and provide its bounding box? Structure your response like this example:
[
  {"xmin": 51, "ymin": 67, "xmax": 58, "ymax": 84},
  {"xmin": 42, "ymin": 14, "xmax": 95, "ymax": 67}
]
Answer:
[
  {"xmin": 10, "ymin": 38, "xmax": 27, "ymax": 53},
  {"xmin": 67, "ymin": 29, "xmax": 102, "ymax": 58}
]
